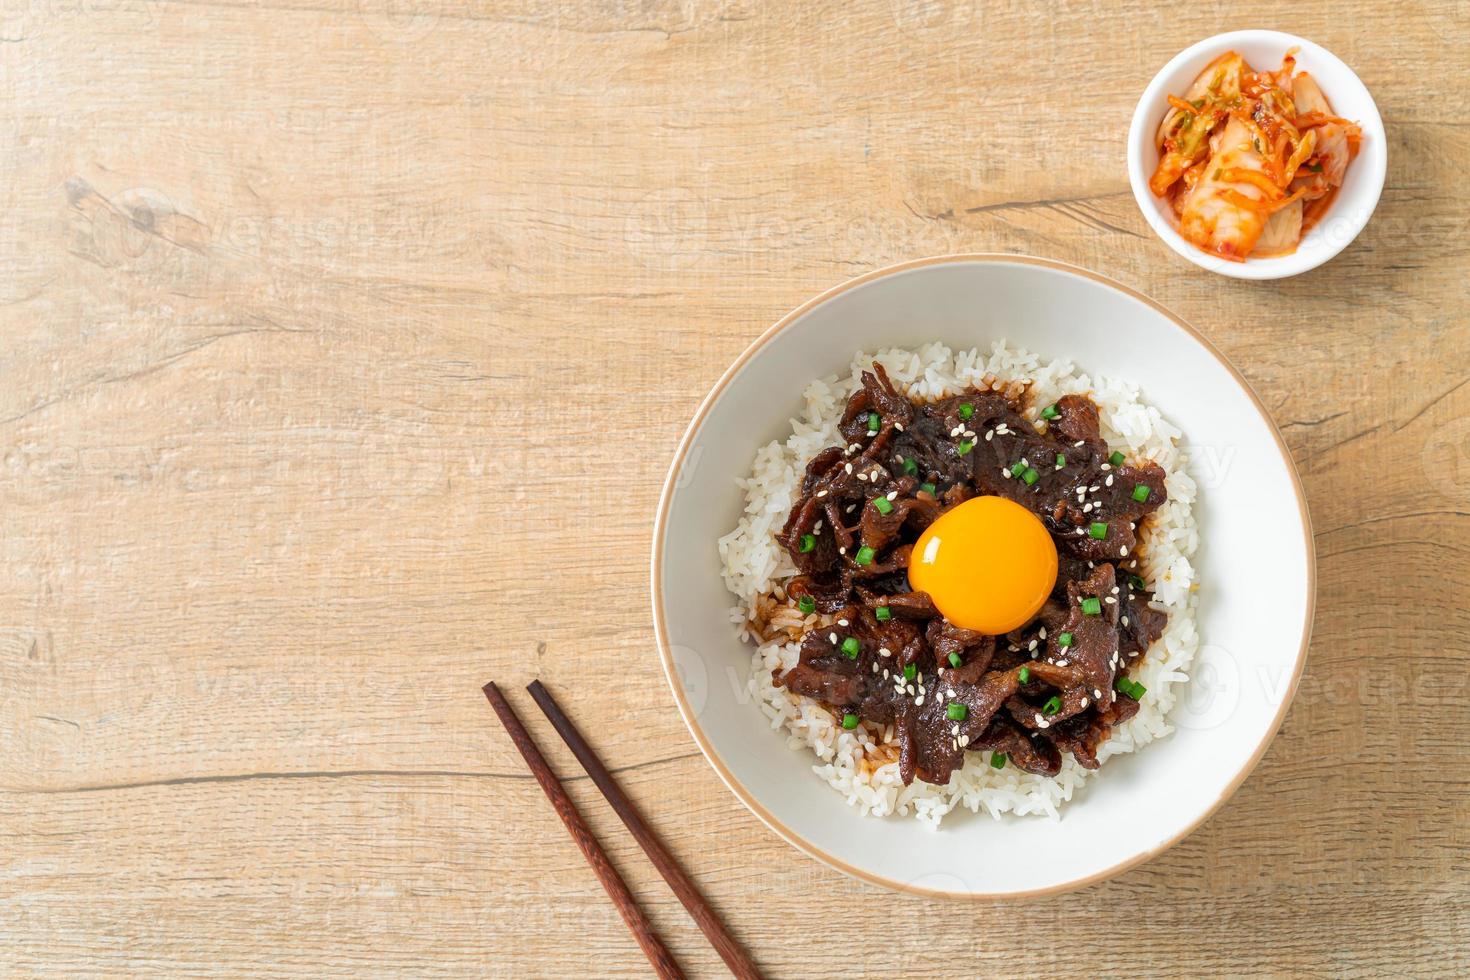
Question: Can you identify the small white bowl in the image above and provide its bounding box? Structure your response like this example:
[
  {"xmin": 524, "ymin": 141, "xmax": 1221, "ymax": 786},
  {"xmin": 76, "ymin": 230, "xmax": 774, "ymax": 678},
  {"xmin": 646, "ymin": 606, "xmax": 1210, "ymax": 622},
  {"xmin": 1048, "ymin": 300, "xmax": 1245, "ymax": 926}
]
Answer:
[
  {"xmin": 652, "ymin": 255, "xmax": 1316, "ymax": 898},
  {"xmin": 1127, "ymin": 30, "xmax": 1387, "ymax": 279}
]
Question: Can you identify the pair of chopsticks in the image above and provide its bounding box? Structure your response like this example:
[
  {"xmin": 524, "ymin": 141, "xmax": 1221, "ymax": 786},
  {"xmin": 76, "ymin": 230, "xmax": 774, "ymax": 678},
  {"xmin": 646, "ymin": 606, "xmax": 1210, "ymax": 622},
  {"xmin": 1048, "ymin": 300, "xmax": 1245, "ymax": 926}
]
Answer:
[{"xmin": 483, "ymin": 680, "xmax": 762, "ymax": 980}]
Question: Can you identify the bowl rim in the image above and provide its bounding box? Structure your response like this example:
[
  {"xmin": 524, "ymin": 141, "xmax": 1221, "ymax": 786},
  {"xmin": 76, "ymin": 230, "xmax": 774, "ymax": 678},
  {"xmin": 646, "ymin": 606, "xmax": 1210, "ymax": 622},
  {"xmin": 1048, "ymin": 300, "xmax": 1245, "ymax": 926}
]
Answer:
[
  {"xmin": 650, "ymin": 253, "xmax": 1316, "ymax": 899},
  {"xmin": 1126, "ymin": 29, "xmax": 1387, "ymax": 280}
]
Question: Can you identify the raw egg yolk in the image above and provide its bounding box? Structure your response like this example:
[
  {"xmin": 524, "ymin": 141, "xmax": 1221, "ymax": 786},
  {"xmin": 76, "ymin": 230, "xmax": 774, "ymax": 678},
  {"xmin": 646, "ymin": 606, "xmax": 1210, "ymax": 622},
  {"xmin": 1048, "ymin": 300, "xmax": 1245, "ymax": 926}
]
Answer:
[{"xmin": 908, "ymin": 495, "xmax": 1058, "ymax": 635}]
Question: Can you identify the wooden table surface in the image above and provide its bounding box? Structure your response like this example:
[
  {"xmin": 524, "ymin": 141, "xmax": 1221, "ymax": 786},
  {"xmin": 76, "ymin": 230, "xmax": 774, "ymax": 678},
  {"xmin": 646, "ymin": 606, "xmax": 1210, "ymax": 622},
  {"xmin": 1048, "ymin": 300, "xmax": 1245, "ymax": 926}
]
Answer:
[{"xmin": 3, "ymin": 1, "xmax": 1467, "ymax": 976}]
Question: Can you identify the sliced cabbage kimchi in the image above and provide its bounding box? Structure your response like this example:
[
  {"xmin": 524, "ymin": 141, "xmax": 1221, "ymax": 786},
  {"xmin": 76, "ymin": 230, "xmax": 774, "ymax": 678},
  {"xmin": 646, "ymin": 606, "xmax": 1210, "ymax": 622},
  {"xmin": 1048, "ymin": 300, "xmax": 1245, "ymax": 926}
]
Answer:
[{"xmin": 1150, "ymin": 50, "xmax": 1361, "ymax": 261}]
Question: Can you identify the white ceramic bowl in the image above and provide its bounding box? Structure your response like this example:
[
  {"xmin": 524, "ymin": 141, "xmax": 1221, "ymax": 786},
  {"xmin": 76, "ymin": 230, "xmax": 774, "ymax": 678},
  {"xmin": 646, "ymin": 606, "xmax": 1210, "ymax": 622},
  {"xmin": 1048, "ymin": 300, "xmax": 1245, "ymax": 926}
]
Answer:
[
  {"xmin": 652, "ymin": 255, "xmax": 1315, "ymax": 898},
  {"xmin": 1127, "ymin": 30, "xmax": 1387, "ymax": 280}
]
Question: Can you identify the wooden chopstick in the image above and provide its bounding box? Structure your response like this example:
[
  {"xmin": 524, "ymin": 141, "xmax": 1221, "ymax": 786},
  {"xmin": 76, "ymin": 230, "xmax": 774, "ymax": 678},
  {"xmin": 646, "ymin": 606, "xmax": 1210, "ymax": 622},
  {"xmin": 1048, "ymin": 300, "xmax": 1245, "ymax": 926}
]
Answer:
[
  {"xmin": 526, "ymin": 680, "xmax": 764, "ymax": 980},
  {"xmin": 481, "ymin": 682, "xmax": 685, "ymax": 980}
]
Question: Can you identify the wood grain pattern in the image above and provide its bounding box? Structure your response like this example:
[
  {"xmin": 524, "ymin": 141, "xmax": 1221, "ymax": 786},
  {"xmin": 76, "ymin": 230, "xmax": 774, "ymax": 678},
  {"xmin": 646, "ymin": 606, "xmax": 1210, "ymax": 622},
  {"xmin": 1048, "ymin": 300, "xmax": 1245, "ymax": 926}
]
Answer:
[{"xmin": 1, "ymin": 0, "xmax": 1466, "ymax": 976}]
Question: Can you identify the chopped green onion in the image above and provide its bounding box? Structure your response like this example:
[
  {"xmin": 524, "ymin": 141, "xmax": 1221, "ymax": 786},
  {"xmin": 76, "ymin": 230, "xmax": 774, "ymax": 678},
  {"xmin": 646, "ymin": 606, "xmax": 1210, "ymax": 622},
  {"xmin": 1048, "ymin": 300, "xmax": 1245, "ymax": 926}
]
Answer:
[
  {"xmin": 1130, "ymin": 574, "xmax": 1147, "ymax": 591},
  {"xmin": 957, "ymin": 440, "xmax": 973, "ymax": 455},
  {"xmin": 1041, "ymin": 403, "xmax": 1059, "ymax": 420},
  {"xmin": 797, "ymin": 596, "xmax": 816, "ymax": 614},
  {"xmin": 902, "ymin": 457, "xmax": 918, "ymax": 476},
  {"xmin": 1055, "ymin": 453, "xmax": 1066, "ymax": 468},
  {"xmin": 903, "ymin": 663, "xmax": 917, "ymax": 681},
  {"xmin": 1021, "ymin": 467, "xmax": 1039, "ymax": 486},
  {"xmin": 946, "ymin": 702, "xmax": 968, "ymax": 721},
  {"xmin": 958, "ymin": 402, "xmax": 974, "ymax": 420},
  {"xmin": 1116, "ymin": 677, "xmax": 1147, "ymax": 699},
  {"xmin": 948, "ymin": 652, "xmax": 962, "ymax": 668},
  {"xmin": 1081, "ymin": 597, "xmax": 1101, "ymax": 616},
  {"xmin": 1089, "ymin": 521, "xmax": 1108, "ymax": 539},
  {"xmin": 1018, "ymin": 666, "xmax": 1031, "ymax": 684},
  {"xmin": 842, "ymin": 712, "xmax": 859, "ymax": 730},
  {"xmin": 1058, "ymin": 632, "xmax": 1073, "ymax": 647},
  {"xmin": 990, "ymin": 752, "xmax": 1007, "ymax": 770},
  {"xmin": 873, "ymin": 497, "xmax": 893, "ymax": 515},
  {"xmin": 1132, "ymin": 484, "xmax": 1150, "ymax": 503},
  {"xmin": 1042, "ymin": 695, "xmax": 1061, "ymax": 715},
  {"xmin": 919, "ymin": 482, "xmax": 937, "ymax": 495},
  {"xmin": 1109, "ymin": 450, "xmax": 1125, "ymax": 467},
  {"xmin": 1010, "ymin": 461, "xmax": 1027, "ymax": 477},
  {"xmin": 854, "ymin": 545, "xmax": 875, "ymax": 565},
  {"xmin": 841, "ymin": 636, "xmax": 860, "ymax": 658},
  {"xmin": 875, "ymin": 605, "xmax": 892, "ymax": 621},
  {"xmin": 798, "ymin": 533, "xmax": 815, "ymax": 553},
  {"xmin": 866, "ymin": 412, "xmax": 880, "ymax": 434}
]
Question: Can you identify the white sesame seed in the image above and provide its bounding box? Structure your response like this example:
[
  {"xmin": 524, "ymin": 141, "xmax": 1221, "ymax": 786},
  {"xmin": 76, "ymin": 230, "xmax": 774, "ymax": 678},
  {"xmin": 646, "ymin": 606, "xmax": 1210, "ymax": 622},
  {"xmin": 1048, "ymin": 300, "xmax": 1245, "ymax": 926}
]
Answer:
[
  {"xmin": 1120, "ymin": 546, "xmax": 1129, "ymax": 556},
  {"xmin": 959, "ymin": 735, "xmax": 970, "ymax": 747},
  {"xmin": 879, "ymin": 647, "xmax": 891, "ymax": 657},
  {"xmin": 1090, "ymin": 485, "xmax": 1100, "ymax": 492},
  {"xmin": 1001, "ymin": 467, "xmax": 1012, "ymax": 479},
  {"xmin": 1122, "ymin": 616, "xmax": 1130, "ymax": 626},
  {"xmin": 872, "ymin": 662, "xmax": 879, "ymax": 673},
  {"xmin": 846, "ymin": 504, "xmax": 857, "ymax": 513},
  {"xmin": 1021, "ymin": 457, "xmax": 1030, "ymax": 467},
  {"xmin": 915, "ymin": 696, "xmax": 924, "ymax": 706},
  {"xmin": 1105, "ymin": 596, "xmax": 1117, "ymax": 604},
  {"xmin": 886, "ymin": 490, "xmax": 897, "ymax": 501},
  {"xmin": 883, "ymin": 669, "xmax": 890, "ymax": 679},
  {"xmin": 838, "ymin": 546, "xmax": 846, "ymax": 554},
  {"xmin": 856, "ymin": 472, "xmax": 868, "ymax": 482},
  {"xmin": 1008, "ymin": 644, "xmax": 1019, "ymax": 652},
  {"xmin": 1080, "ymin": 697, "xmax": 1089, "ymax": 709},
  {"xmin": 985, "ymin": 430, "xmax": 994, "ymax": 442},
  {"xmin": 894, "ymin": 423, "xmax": 904, "ymax": 432},
  {"xmin": 828, "ymin": 632, "xmax": 838, "ymax": 643},
  {"xmin": 1074, "ymin": 440, "xmax": 1084, "ymax": 447},
  {"xmin": 816, "ymin": 490, "xmax": 828, "ymax": 498},
  {"xmin": 844, "ymin": 463, "xmax": 853, "ymax": 474},
  {"xmin": 813, "ymin": 520, "xmax": 824, "ymax": 532},
  {"xmin": 963, "ymin": 429, "xmax": 976, "ymax": 439},
  {"xmin": 1028, "ymin": 639, "xmax": 1038, "ymax": 651},
  {"xmin": 1111, "ymin": 586, "xmax": 1119, "ymax": 595},
  {"xmin": 1083, "ymin": 503, "xmax": 1093, "ymax": 513},
  {"xmin": 1076, "ymin": 527, "xmax": 1085, "ymax": 535},
  {"xmin": 1057, "ymin": 659, "xmax": 1069, "ymax": 667},
  {"xmin": 1101, "ymin": 463, "xmax": 1112, "ymax": 471},
  {"xmin": 951, "ymin": 723, "xmax": 960, "ymax": 736},
  {"xmin": 1105, "ymin": 474, "xmax": 1114, "ymax": 487},
  {"xmin": 1039, "ymin": 628, "xmax": 1047, "ymax": 639},
  {"xmin": 1094, "ymin": 688, "xmax": 1102, "ymax": 699},
  {"xmin": 838, "ymin": 618, "xmax": 849, "ymax": 626}
]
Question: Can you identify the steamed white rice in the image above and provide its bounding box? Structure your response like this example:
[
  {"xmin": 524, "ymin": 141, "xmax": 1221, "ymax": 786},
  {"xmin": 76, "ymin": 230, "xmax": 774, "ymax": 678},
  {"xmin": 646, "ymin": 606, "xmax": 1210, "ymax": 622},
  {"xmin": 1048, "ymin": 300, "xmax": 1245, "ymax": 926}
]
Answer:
[{"xmin": 718, "ymin": 342, "xmax": 1199, "ymax": 826}]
